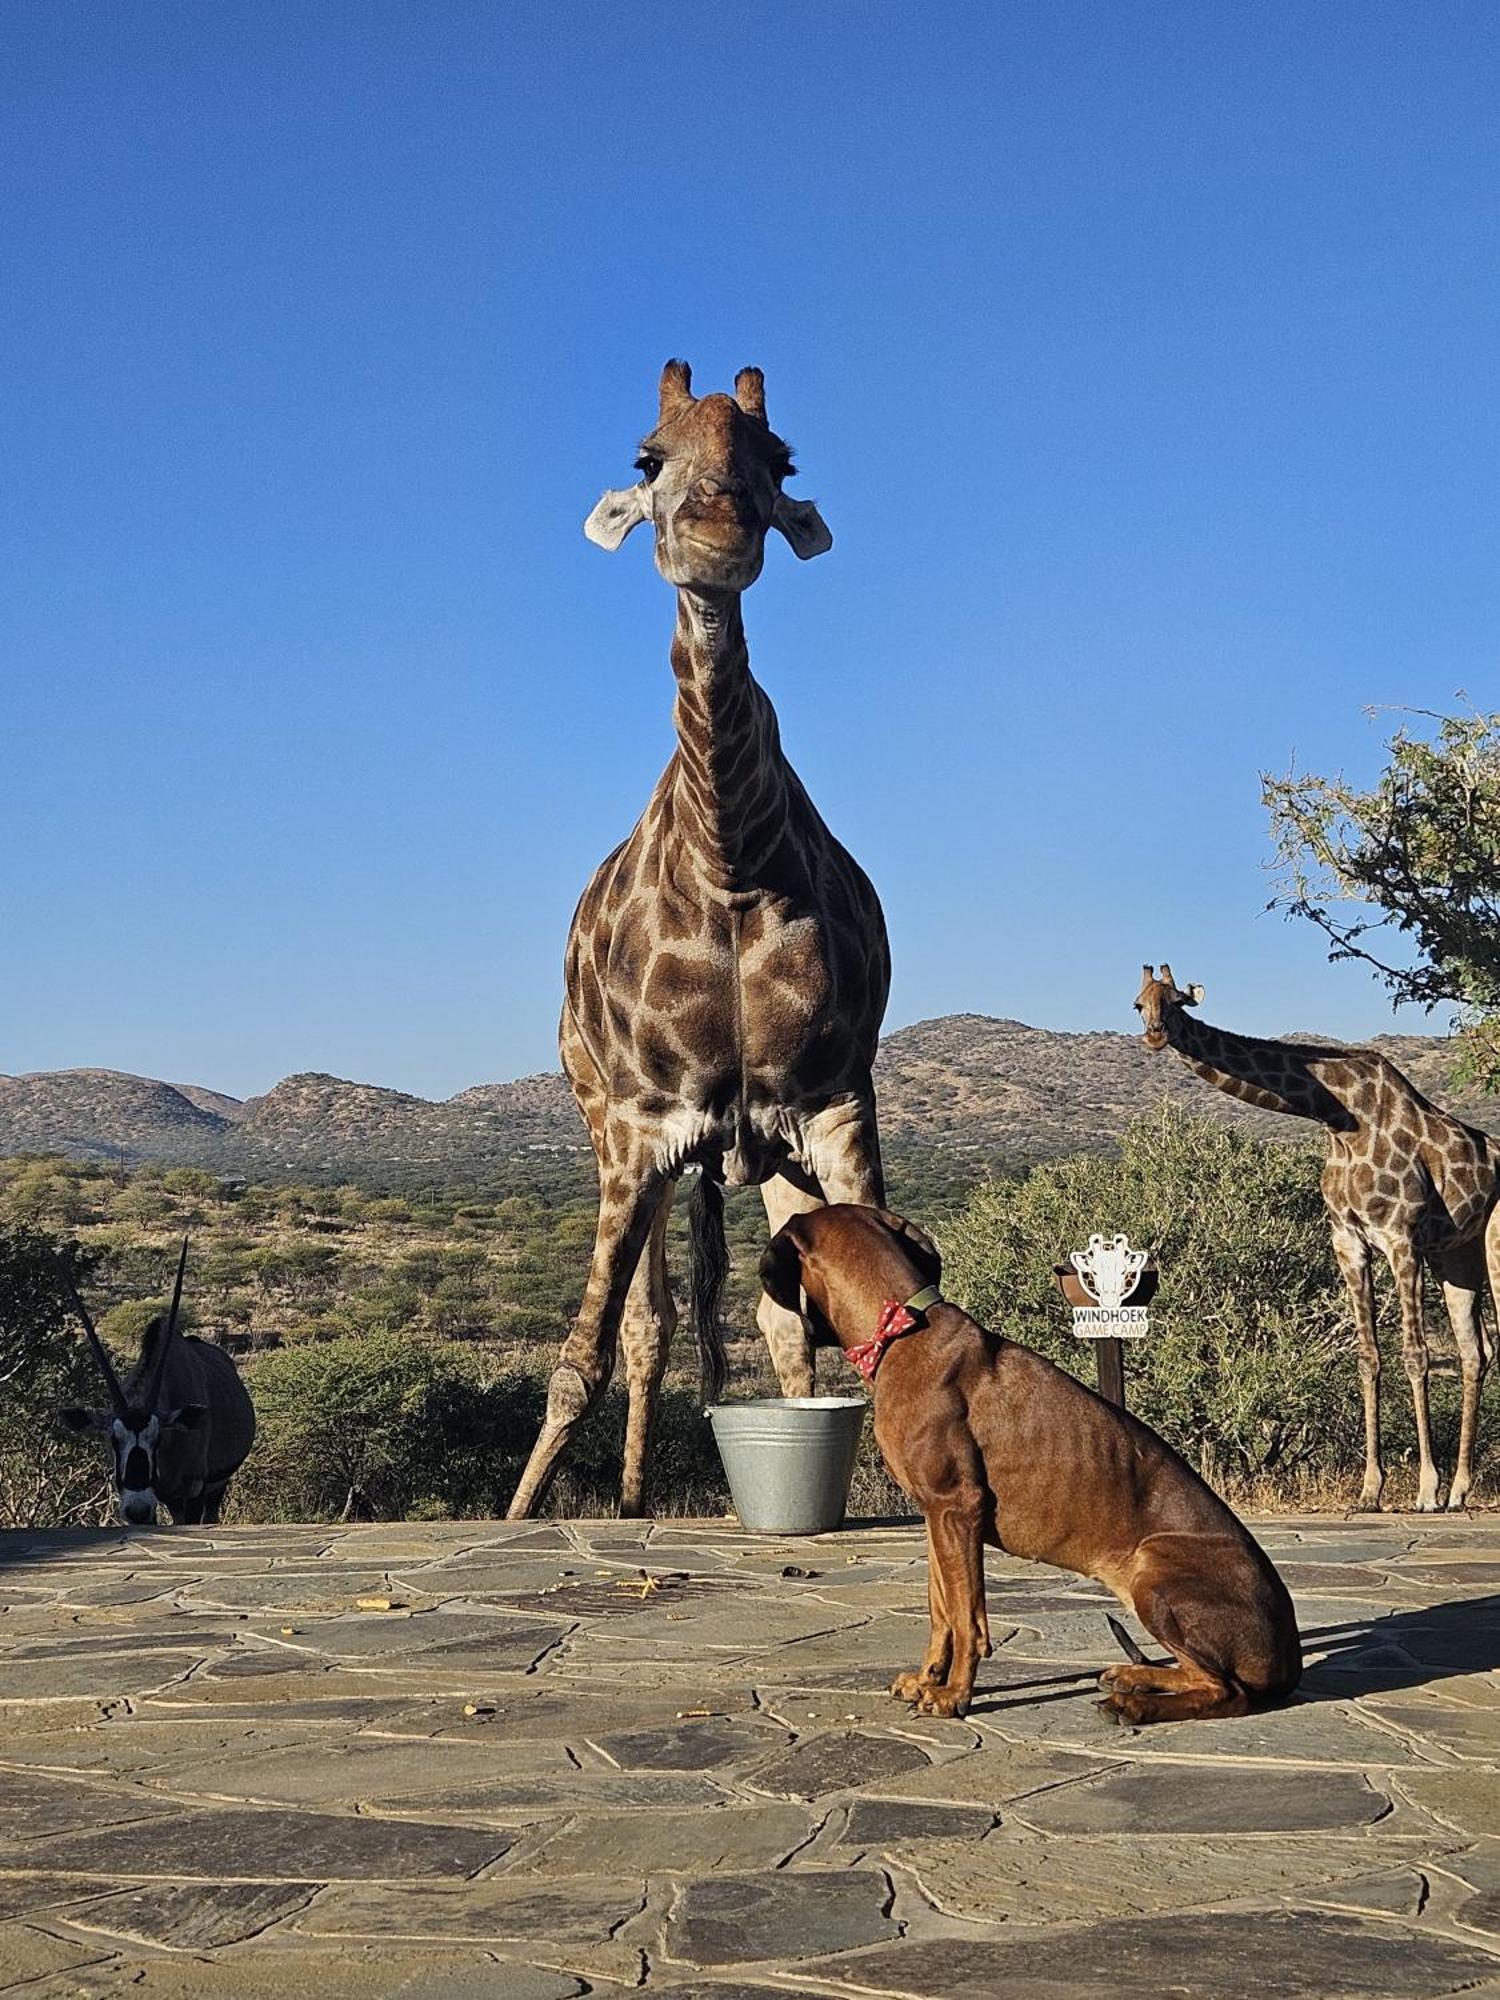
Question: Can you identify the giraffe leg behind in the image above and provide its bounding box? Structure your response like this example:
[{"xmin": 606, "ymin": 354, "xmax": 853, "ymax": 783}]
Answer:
[
  {"xmin": 1436, "ymin": 1236, "xmax": 1488, "ymax": 1511},
  {"xmin": 1386, "ymin": 1236, "xmax": 1442, "ymax": 1511},
  {"xmin": 758, "ymin": 1174, "xmax": 822, "ymax": 1397},
  {"xmin": 508, "ymin": 1151, "xmax": 666, "ymax": 1520},
  {"xmin": 1332, "ymin": 1224, "xmax": 1384, "ymax": 1510},
  {"xmin": 620, "ymin": 1180, "xmax": 677, "ymax": 1519},
  {"xmin": 806, "ymin": 1095, "xmax": 885, "ymax": 1208}
]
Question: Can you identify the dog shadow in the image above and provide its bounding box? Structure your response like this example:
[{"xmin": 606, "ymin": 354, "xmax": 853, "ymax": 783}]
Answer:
[
  {"xmin": 960, "ymin": 1591, "xmax": 1500, "ymax": 1717},
  {"xmin": 1297, "ymin": 1589, "xmax": 1500, "ymax": 1699}
]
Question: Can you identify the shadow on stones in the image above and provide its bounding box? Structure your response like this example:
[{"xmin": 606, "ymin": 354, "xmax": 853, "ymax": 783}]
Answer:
[
  {"xmin": 957, "ymin": 1591, "xmax": 1500, "ymax": 1717},
  {"xmin": 1299, "ymin": 1590, "xmax": 1500, "ymax": 1698}
]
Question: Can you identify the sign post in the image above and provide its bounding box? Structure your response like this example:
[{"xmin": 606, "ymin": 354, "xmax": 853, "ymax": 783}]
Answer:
[{"xmin": 1052, "ymin": 1233, "xmax": 1157, "ymax": 1412}]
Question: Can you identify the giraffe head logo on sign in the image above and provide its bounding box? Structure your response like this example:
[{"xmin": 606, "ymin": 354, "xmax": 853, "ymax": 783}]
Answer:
[{"xmin": 1067, "ymin": 1233, "xmax": 1152, "ymax": 1337}]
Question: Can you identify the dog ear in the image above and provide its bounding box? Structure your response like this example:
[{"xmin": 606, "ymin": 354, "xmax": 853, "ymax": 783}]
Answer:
[
  {"xmin": 759, "ymin": 1218, "xmax": 811, "ymax": 1311},
  {"xmin": 878, "ymin": 1210, "xmax": 943, "ymax": 1289}
]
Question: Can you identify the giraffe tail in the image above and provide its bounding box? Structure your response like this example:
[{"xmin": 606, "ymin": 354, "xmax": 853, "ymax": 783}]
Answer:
[{"xmin": 688, "ymin": 1170, "xmax": 729, "ymax": 1407}]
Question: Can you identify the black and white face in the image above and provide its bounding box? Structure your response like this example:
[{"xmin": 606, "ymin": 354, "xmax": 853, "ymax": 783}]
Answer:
[
  {"xmin": 59, "ymin": 1403, "xmax": 205, "ymax": 1525},
  {"xmin": 110, "ymin": 1411, "xmax": 162, "ymax": 1524}
]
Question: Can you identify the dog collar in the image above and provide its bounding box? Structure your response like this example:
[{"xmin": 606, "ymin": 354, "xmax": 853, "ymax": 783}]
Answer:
[{"xmin": 845, "ymin": 1285, "xmax": 943, "ymax": 1383}]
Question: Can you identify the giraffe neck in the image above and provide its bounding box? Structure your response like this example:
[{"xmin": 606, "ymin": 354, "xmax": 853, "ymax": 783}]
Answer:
[
  {"xmin": 669, "ymin": 589, "xmax": 787, "ymax": 888},
  {"xmin": 1168, "ymin": 1010, "xmax": 1343, "ymax": 1124}
]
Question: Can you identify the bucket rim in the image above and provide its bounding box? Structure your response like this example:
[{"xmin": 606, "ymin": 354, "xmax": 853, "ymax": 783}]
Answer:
[{"xmin": 706, "ymin": 1395, "xmax": 867, "ymax": 1414}]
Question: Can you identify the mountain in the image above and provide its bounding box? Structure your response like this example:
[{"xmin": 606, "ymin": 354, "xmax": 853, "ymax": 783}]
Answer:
[
  {"xmin": 0, "ymin": 1069, "xmax": 238, "ymax": 1164},
  {"xmin": 1, "ymin": 1017, "xmax": 1491, "ymax": 1191}
]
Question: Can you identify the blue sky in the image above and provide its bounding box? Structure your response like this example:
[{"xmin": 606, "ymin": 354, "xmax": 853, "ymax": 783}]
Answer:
[{"xmin": 2, "ymin": 2, "xmax": 1496, "ymax": 1100}]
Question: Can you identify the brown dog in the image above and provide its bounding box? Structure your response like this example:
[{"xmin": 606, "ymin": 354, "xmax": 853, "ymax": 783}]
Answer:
[{"xmin": 760, "ymin": 1205, "xmax": 1302, "ymax": 1723}]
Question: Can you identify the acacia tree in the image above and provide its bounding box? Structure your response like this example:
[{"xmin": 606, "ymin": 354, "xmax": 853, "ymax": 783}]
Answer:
[{"xmin": 1263, "ymin": 706, "xmax": 1500, "ymax": 1088}]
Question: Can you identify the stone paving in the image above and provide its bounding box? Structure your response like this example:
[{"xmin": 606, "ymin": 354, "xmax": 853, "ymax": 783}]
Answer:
[{"xmin": 0, "ymin": 1514, "xmax": 1499, "ymax": 1997}]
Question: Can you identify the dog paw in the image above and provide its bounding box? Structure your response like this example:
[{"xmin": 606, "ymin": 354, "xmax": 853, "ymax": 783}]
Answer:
[
  {"xmin": 1095, "ymin": 1695, "xmax": 1139, "ymax": 1729},
  {"xmin": 914, "ymin": 1687, "xmax": 971, "ymax": 1719},
  {"xmin": 889, "ymin": 1672, "xmax": 929, "ymax": 1702},
  {"xmin": 1097, "ymin": 1665, "xmax": 1125, "ymax": 1691}
]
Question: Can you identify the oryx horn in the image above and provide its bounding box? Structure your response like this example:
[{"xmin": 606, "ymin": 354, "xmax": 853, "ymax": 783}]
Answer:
[
  {"xmin": 57, "ymin": 1255, "xmax": 128, "ymax": 1419},
  {"xmin": 148, "ymin": 1237, "xmax": 189, "ymax": 1407}
]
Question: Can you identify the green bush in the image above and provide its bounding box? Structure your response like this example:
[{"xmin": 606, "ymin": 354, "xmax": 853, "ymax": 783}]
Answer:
[
  {"xmin": 0, "ymin": 1225, "xmax": 113, "ymax": 1526},
  {"xmin": 942, "ymin": 1105, "xmax": 1482, "ymax": 1489}
]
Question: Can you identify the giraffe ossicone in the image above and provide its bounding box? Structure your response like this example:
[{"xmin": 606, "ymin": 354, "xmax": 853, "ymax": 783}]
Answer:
[{"xmin": 507, "ymin": 362, "xmax": 889, "ymax": 1520}]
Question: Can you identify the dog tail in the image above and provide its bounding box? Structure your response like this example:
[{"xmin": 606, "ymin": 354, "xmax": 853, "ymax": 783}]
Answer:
[
  {"xmin": 1107, "ymin": 1614, "xmax": 1149, "ymax": 1665},
  {"xmin": 688, "ymin": 1170, "xmax": 729, "ymax": 1407}
]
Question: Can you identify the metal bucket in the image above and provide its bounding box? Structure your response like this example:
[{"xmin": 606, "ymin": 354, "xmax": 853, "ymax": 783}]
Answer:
[{"xmin": 706, "ymin": 1396, "xmax": 868, "ymax": 1535}]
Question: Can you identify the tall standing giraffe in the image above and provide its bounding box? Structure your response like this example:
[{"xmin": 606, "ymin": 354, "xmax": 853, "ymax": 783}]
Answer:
[
  {"xmin": 508, "ymin": 361, "xmax": 889, "ymax": 1519},
  {"xmin": 1136, "ymin": 964, "xmax": 1498, "ymax": 1510}
]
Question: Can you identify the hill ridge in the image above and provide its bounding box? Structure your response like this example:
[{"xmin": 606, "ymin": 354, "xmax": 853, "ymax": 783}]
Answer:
[{"xmin": 2, "ymin": 1014, "xmax": 1489, "ymax": 1190}]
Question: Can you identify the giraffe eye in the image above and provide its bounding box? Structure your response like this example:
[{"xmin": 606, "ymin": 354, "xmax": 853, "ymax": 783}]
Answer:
[{"xmin": 635, "ymin": 454, "xmax": 663, "ymax": 483}]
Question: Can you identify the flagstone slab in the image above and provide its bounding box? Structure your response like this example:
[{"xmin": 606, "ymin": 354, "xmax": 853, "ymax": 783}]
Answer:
[
  {"xmin": 1399, "ymin": 1768, "xmax": 1500, "ymax": 1838},
  {"xmin": 141, "ymin": 1733, "xmax": 576, "ymax": 1807},
  {"xmin": 520, "ymin": 1804, "xmax": 814, "ymax": 1875},
  {"xmin": 1013, "ymin": 1762, "xmax": 1390, "ymax": 1834},
  {"xmin": 651, "ymin": 1987, "xmax": 819, "ymax": 1999},
  {"xmin": 65, "ymin": 1878, "xmax": 320, "ymax": 1949},
  {"xmin": 0, "ymin": 1874, "xmax": 142, "ymax": 1923},
  {"xmin": 356, "ymin": 1684, "xmax": 757, "ymax": 1742},
  {"xmin": 1368, "ymin": 1700, "xmax": 1500, "ymax": 1760},
  {"xmin": 899, "ymin": 1830, "xmax": 1437, "ymax": 1929},
  {"xmin": 299, "ymin": 1874, "xmax": 644, "ymax": 1942},
  {"xmin": 0, "ymin": 1771, "xmax": 181, "ymax": 1839},
  {"xmin": 374, "ymin": 1771, "xmax": 727, "ymax": 1814},
  {"xmin": 244, "ymin": 1611, "xmax": 569, "ymax": 1663},
  {"xmin": 0, "ymin": 1716, "xmax": 345, "ymax": 1778},
  {"xmin": 14, "ymin": 1807, "xmax": 512, "ymax": 1881},
  {"xmin": 5, "ymin": 1624, "xmax": 238, "ymax": 1661},
  {"xmin": 180, "ymin": 1573, "xmax": 438, "ymax": 1613},
  {"xmin": 742, "ymin": 1730, "xmax": 932, "ymax": 1801},
  {"xmin": 839, "ymin": 1798, "xmax": 998, "ymax": 1846},
  {"xmin": 1305, "ymin": 1865, "xmax": 1432, "ymax": 1918},
  {"xmin": 803, "ymin": 1909, "xmax": 1500, "ymax": 1999},
  {"xmin": 0, "ymin": 1652, "xmax": 208, "ymax": 1701},
  {"xmin": 666, "ymin": 1867, "xmax": 897, "ymax": 1964},
  {"xmin": 0, "ymin": 1923, "xmax": 111, "ymax": 1989},
  {"xmin": 871, "ymin": 1741, "xmax": 1110, "ymax": 1804},
  {"xmin": 983, "ymin": 1696, "xmax": 1441, "ymax": 1765},
  {"xmin": 155, "ymin": 1666, "xmax": 441, "ymax": 1706},
  {"xmin": 588, "ymin": 1719, "xmax": 789, "ymax": 1771},
  {"xmin": 51, "ymin": 1948, "xmax": 584, "ymax": 1998}
]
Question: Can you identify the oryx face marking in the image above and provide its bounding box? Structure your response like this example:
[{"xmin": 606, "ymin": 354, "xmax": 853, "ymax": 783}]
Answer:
[{"xmin": 112, "ymin": 1413, "xmax": 161, "ymax": 1525}]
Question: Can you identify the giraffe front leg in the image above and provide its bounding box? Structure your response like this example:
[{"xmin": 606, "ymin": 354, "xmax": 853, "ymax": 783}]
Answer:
[
  {"xmin": 1333, "ymin": 1226, "xmax": 1383, "ymax": 1510},
  {"xmin": 1388, "ymin": 1240, "xmax": 1441, "ymax": 1511},
  {"xmin": 620, "ymin": 1181, "xmax": 677, "ymax": 1519},
  {"xmin": 508, "ymin": 1158, "xmax": 665, "ymax": 1520}
]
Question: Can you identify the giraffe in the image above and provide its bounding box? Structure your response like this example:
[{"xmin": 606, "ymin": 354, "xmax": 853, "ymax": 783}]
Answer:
[
  {"xmin": 507, "ymin": 360, "xmax": 889, "ymax": 1519},
  {"xmin": 1136, "ymin": 964, "xmax": 1499, "ymax": 1510}
]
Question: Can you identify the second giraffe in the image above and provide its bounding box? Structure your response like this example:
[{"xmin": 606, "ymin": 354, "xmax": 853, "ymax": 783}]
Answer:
[{"xmin": 1137, "ymin": 964, "xmax": 1497, "ymax": 1511}]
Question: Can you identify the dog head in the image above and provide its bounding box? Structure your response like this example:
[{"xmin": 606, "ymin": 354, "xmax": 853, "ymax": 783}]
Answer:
[{"xmin": 759, "ymin": 1205, "xmax": 942, "ymax": 1344}]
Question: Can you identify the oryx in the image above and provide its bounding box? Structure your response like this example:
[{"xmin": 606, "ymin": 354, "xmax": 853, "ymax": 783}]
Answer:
[{"xmin": 59, "ymin": 1240, "xmax": 256, "ymax": 1526}]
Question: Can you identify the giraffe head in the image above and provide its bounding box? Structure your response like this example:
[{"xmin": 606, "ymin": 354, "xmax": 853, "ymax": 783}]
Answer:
[
  {"xmin": 1136, "ymin": 963, "xmax": 1205, "ymax": 1051},
  {"xmin": 584, "ymin": 360, "xmax": 832, "ymax": 592}
]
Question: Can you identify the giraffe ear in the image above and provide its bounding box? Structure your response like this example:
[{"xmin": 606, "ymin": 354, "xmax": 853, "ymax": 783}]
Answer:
[
  {"xmin": 771, "ymin": 492, "xmax": 833, "ymax": 560},
  {"xmin": 583, "ymin": 484, "xmax": 651, "ymax": 551},
  {"xmin": 1186, "ymin": 984, "xmax": 1205, "ymax": 1005}
]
